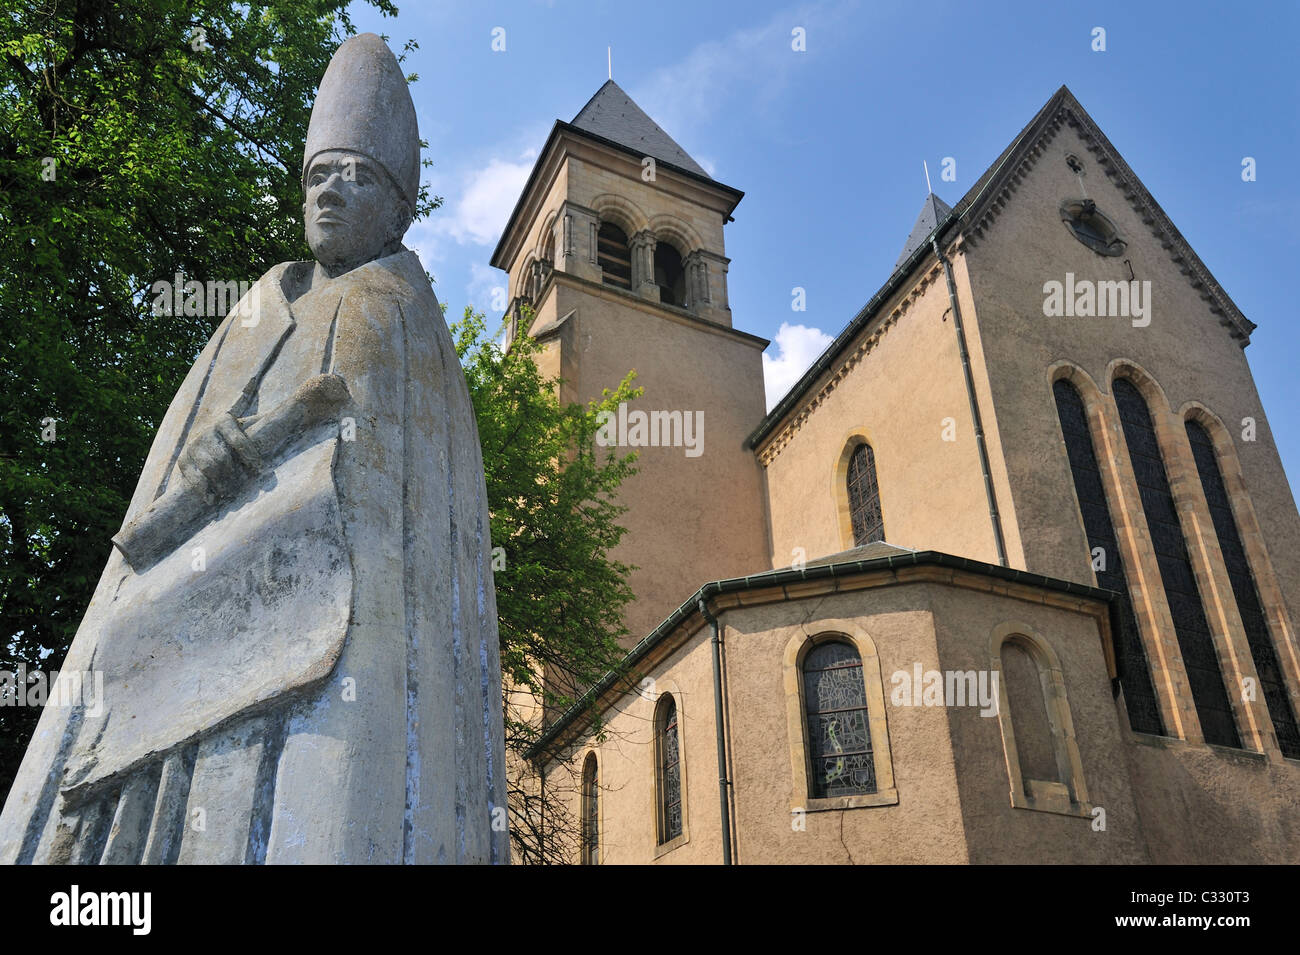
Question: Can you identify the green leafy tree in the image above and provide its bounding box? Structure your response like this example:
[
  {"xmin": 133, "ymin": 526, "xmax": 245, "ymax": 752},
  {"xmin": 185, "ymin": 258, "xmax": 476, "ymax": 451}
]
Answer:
[
  {"xmin": 452, "ymin": 306, "xmax": 640, "ymax": 864},
  {"xmin": 0, "ymin": 0, "xmax": 432, "ymax": 803}
]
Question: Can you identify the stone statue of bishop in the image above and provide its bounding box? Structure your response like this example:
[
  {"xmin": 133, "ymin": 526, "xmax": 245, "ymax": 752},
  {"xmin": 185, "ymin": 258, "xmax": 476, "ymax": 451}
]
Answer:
[{"xmin": 0, "ymin": 34, "xmax": 509, "ymax": 864}]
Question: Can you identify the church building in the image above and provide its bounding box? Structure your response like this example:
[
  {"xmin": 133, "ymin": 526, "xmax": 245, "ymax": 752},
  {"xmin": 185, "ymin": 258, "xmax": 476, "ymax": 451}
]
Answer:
[{"xmin": 492, "ymin": 81, "xmax": 1300, "ymax": 863}]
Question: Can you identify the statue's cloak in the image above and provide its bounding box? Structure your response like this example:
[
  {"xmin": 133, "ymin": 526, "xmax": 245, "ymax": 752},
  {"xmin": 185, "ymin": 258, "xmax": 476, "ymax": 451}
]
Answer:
[{"xmin": 0, "ymin": 249, "xmax": 509, "ymax": 864}]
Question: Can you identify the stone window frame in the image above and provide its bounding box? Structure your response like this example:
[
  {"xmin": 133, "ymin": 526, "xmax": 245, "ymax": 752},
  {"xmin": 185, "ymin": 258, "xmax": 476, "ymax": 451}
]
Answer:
[
  {"xmin": 1059, "ymin": 198, "xmax": 1127, "ymax": 257},
  {"xmin": 1048, "ymin": 360, "xmax": 1192, "ymax": 739},
  {"xmin": 1179, "ymin": 401, "xmax": 1300, "ymax": 762},
  {"xmin": 579, "ymin": 749, "xmax": 600, "ymax": 865},
  {"xmin": 1047, "ymin": 362, "xmax": 1167, "ymax": 737},
  {"xmin": 591, "ymin": 194, "xmax": 647, "ymax": 291},
  {"xmin": 989, "ymin": 621, "xmax": 1092, "ymax": 818},
  {"xmin": 832, "ymin": 428, "xmax": 886, "ymax": 552},
  {"xmin": 519, "ymin": 252, "xmax": 539, "ymax": 304},
  {"xmin": 650, "ymin": 683, "xmax": 690, "ymax": 858},
  {"xmin": 1107, "ymin": 360, "xmax": 1253, "ymax": 750},
  {"xmin": 645, "ymin": 213, "xmax": 707, "ymax": 312},
  {"xmin": 782, "ymin": 624, "xmax": 898, "ymax": 813}
]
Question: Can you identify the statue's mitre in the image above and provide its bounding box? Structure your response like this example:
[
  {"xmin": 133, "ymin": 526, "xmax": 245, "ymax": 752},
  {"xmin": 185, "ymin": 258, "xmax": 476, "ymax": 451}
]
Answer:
[{"xmin": 302, "ymin": 33, "xmax": 420, "ymax": 209}]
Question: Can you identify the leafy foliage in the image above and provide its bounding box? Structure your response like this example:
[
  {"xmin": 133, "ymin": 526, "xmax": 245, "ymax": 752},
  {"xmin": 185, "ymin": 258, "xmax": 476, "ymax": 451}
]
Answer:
[{"xmin": 452, "ymin": 307, "xmax": 640, "ymax": 864}]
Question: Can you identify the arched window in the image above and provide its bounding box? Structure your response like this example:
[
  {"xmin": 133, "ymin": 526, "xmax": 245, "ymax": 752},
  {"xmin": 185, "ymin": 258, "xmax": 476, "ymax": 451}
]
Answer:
[
  {"xmin": 1052, "ymin": 379, "xmax": 1163, "ymax": 735},
  {"xmin": 847, "ymin": 443, "xmax": 884, "ymax": 546},
  {"xmin": 990, "ymin": 626, "xmax": 1091, "ymax": 815},
  {"xmin": 1113, "ymin": 378, "xmax": 1240, "ymax": 748},
  {"xmin": 580, "ymin": 752, "xmax": 599, "ymax": 865},
  {"xmin": 655, "ymin": 695, "xmax": 683, "ymax": 844},
  {"xmin": 522, "ymin": 258, "xmax": 540, "ymax": 304},
  {"xmin": 654, "ymin": 241, "xmax": 686, "ymax": 306},
  {"xmin": 802, "ymin": 641, "xmax": 876, "ymax": 798},
  {"xmin": 1001, "ymin": 641, "xmax": 1058, "ymax": 783},
  {"xmin": 597, "ymin": 222, "xmax": 632, "ymax": 290},
  {"xmin": 1186, "ymin": 419, "xmax": 1300, "ymax": 758}
]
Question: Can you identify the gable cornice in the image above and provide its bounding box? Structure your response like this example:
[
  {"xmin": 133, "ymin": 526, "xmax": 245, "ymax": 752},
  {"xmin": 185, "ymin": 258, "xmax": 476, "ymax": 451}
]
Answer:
[
  {"xmin": 748, "ymin": 85, "xmax": 1257, "ymax": 456},
  {"xmin": 755, "ymin": 261, "xmax": 947, "ymax": 466}
]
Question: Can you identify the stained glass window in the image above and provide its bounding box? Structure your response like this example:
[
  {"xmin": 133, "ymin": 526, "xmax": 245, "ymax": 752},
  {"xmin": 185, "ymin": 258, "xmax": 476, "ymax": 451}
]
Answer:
[
  {"xmin": 580, "ymin": 752, "xmax": 599, "ymax": 865},
  {"xmin": 803, "ymin": 641, "xmax": 876, "ymax": 798},
  {"xmin": 657, "ymin": 696, "xmax": 682, "ymax": 843},
  {"xmin": 1186, "ymin": 420, "xmax": 1300, "ymax": 758},
  {"xmin": 1053, "ymin": 379, "xmax": 1163, "ymax": 735},
  {"xmin": 1113, "ymin": 378, "xmax": 1240, "ymax": 748},
  {"xmin": 847, "ymin": 443, "xmax": 884, "ymax": 546}
]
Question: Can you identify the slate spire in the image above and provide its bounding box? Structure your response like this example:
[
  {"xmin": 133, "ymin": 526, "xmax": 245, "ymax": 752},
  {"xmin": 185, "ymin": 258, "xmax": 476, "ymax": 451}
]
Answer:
[
  {"xmin": 895, "ymin": 192, "xmax": 954, "ymax": 269},
  {"xmin": 570, "ymin": 79, "xmax": 710, "ymax": 178}
]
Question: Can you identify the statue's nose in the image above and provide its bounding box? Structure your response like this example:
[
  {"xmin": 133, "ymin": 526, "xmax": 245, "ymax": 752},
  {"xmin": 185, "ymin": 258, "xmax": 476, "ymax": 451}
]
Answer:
[{"xmin": 318, "ymin": 174, "xmax": 348, "ymax": 206}]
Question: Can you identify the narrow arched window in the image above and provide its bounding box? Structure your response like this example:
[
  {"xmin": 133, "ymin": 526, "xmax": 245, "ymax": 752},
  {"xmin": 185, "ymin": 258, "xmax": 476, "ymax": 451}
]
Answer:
[
  {"xmin": 654, "ymin": 241, "xmax": 686, "ymax": 306},
  {"xmin": 1053, "ymin": 379, "xmax": 1163, "ymax": 735},
  {"xmin": 802, "ymin": 641, "xmax": 876, "ymax": 798},
  {"xmin": 523, "ymin": 259, "xmax": 540, "ymax": 303},
  {"xmin": 991, "ymin": 627, "xmax": 1091, "ymax": 814},
  {"xmin": 1001, "ymin": 641, "xmax": 1059, "ymax": 785},
  {"xmin": 1186, "ymin": 419, "xmax": 1300, "ymax": 758},
  {"xmin": 580, "ymin": 752, "xmax": 599, "ymax": 865},
  {"xmin": 597, "ymin": 222, "xmax": 632, "ymax": 289},
  {"xmin": 847, "ymin": 443, "xmax": 884, "ymax": 546},
  {"xmin": 1113, "ymin": 378, "xmax": 1240, "ymax": 748},
  {"xmin": 656, "ymin": 696, "xmax": 683, "ymax": 844}
]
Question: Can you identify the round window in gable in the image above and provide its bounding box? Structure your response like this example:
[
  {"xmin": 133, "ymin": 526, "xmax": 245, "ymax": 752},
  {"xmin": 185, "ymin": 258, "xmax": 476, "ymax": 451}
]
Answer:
[{"xmin": 1059, "ymin": 199, "xmax": 1126, "ymax": 256}]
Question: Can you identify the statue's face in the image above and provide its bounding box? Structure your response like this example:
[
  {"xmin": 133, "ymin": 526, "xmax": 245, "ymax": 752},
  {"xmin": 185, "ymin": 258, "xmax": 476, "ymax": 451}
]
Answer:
[{"xmin": 303, "ymin": 150, "xmax": 407, "ymax": 272}]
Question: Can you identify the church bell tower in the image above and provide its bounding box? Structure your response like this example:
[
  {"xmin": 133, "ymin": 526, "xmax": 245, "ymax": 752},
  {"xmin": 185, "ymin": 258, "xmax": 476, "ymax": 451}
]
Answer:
[{"xmin": 491, "ymin": 80, "xmax": 771, "ymax": 642}]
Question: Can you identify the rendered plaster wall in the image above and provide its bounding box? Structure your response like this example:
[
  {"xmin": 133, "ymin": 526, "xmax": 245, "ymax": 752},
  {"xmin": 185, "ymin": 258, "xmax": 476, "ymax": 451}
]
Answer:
[
  {"xmin": 961, "ymin": 114, "xmax": 1300, "ymax": 861},
  {"xmin": 758, "ymin": 255, "xmax": 1022, "ymax": 570}
]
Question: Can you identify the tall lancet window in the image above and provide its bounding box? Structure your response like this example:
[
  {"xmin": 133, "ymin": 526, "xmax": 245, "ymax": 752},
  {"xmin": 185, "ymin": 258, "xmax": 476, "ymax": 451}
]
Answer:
[
  {"xmin": 847, "ymin": 443, "xmax": 884, "ymax": 546},
  {"xmin": 597, "ymin": 222, "xmax": 632, "ymax": 290},
  {"xmin": 1053, "ymin": 380, "xmax": 1163, "ymax": 735},
  {"xmin": 655, "ymin": 695, "xmax": 683, "ymax": 844},
  {"xmin": 580, "ymin": 752, "xmax": 599, "ymax": 865},
  {"xmin": 1186, "ymin": 419, "xmax": 1300, "ymax": 758},
  {"xmin": 1112, "ymin": 378, "xmax": 1240, "ymax": 748}
]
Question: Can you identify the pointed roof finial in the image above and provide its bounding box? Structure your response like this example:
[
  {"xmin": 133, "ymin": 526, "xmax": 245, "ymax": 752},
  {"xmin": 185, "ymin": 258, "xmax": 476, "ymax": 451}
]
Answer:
[
  {"xmin": 923, "ymin": 159, "xmax": 932, "ymax": 195},
  {"xmin": 608, "ymin": 46, "xmax": 612, "ymax": 80}
]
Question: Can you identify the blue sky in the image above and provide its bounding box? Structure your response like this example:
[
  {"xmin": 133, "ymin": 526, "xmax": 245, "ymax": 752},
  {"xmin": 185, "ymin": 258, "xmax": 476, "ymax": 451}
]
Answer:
[{"xmin": 348, "ymin": 0, "xmax": 1299, "ymax": 494}]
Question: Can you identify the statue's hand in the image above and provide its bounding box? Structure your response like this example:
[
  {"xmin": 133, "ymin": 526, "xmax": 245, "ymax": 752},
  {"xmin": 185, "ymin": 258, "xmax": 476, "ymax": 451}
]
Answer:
[
  {"xmin": 243, "ymin": 373, "xmax": 351, "ymax": 456},
  {"xmin": 111, "ymin": 378, "xmax": 346, "ymax": 572},
  {"xmin": 177, "ymin": 413, "xmax": 264, "ymax": 504}
]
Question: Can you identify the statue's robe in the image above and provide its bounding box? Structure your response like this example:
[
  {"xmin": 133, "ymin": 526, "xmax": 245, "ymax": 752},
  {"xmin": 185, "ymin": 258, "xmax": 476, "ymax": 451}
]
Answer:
[{"xmin": 0, "ymin": 249, "xmax": 509, "ymax": 864}]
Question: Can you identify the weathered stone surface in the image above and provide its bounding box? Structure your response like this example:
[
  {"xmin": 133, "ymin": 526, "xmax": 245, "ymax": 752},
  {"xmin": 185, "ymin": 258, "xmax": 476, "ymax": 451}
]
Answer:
[{"xmin": 0, "ymin": 33, "xmax": 508, "ymax": 864}]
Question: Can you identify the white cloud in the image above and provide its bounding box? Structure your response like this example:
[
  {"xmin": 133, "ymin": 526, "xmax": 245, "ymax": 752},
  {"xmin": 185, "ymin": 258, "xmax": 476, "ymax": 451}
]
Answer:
[
  {"xmin": 434, "ymin": 155, "xmax": 534, "ymax": 247},
  {"xmin": 466, "ymin": 261, "xmax": 506, "ymax": 316},
  {"xmin": 762, "ymin": 322, "xmax": 834, "ymax": 410}
]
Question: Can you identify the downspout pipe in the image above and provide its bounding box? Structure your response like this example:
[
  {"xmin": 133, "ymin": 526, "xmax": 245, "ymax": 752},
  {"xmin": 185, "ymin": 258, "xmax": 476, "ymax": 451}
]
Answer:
[
  {"xmin": 698, "ymin": 598, "xmax": 733, "ymax": 865},
  {"xmin": 931, "ymin": 233, "xmax": 1009, "ymax": 567}
]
